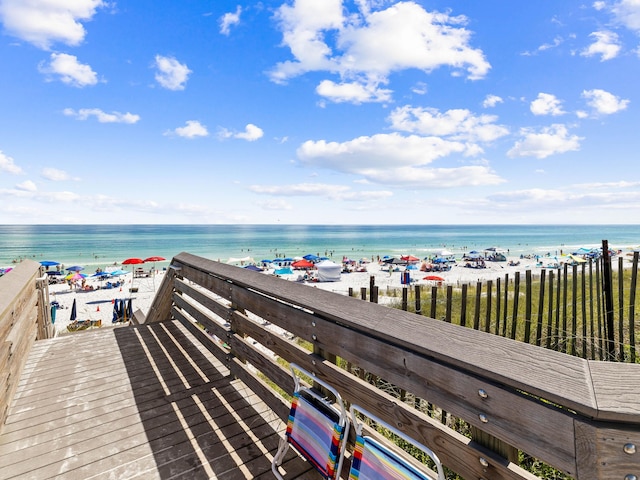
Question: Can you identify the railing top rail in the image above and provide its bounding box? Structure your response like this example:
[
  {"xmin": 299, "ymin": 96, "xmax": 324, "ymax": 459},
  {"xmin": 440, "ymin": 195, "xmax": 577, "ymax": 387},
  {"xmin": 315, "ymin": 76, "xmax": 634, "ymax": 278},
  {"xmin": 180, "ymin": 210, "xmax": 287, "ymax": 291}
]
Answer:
[
  {"xmin": 172, "ymin": 252, "xmax": 640, "ymax": 424},
  {"xmin": 0, "ymin": 259, "xmax": 41, "ymax": 326}
]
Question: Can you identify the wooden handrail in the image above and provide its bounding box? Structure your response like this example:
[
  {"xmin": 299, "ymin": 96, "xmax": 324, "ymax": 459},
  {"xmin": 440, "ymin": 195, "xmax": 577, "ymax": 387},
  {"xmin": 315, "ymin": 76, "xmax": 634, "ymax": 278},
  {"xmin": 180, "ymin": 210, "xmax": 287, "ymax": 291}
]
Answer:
[
  {"xmin": 147, "ymin": 252, "xmax": 640, "ymax": 479},
  {"xmin": 0, "ymin": 259, "xmax": 52, "ymax": 431}
]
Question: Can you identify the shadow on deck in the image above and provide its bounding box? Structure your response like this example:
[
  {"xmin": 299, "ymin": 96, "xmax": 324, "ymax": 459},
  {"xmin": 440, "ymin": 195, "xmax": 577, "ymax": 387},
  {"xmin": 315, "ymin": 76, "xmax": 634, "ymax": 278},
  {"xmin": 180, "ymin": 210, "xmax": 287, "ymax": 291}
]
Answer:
[{"xmin": 0, "ymin": 321, "xmax": 317, "ymax": 480}]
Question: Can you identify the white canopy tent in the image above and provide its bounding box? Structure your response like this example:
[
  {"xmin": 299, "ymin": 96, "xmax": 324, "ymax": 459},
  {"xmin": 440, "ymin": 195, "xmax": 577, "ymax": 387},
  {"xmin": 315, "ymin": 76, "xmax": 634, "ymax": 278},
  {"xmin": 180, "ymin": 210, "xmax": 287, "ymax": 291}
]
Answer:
[{"xmin": 316, "ymin": 261, "xmax": 341, "ymax": 282}]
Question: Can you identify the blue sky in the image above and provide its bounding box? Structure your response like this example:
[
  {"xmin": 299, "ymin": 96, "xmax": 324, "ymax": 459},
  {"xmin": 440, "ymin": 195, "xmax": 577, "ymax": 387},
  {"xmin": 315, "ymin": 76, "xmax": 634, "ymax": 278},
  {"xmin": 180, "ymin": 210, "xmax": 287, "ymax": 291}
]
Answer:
[{"xmin": 0, "ymin": 1, "xmax": 638, "ymax": 224}]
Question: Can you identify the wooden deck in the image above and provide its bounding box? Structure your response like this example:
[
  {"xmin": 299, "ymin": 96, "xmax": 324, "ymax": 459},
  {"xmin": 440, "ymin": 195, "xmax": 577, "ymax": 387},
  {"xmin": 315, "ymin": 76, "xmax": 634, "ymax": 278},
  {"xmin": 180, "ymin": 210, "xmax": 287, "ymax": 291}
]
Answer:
[{"xmin": 0, "ymin": 321, "xmax": 318, "ymax": 480}]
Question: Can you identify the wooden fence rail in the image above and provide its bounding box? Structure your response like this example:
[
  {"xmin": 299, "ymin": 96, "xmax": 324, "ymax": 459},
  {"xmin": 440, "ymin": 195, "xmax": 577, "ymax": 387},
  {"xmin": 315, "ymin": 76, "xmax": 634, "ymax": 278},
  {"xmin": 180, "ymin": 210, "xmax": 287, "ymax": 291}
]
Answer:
[
  {"xmin": 0, "ymin": 260, "xmax": 53, "ymax": 429},
  {"xmin": 146, "ymin": 252, "xmax": 640, "ymax": 480}
]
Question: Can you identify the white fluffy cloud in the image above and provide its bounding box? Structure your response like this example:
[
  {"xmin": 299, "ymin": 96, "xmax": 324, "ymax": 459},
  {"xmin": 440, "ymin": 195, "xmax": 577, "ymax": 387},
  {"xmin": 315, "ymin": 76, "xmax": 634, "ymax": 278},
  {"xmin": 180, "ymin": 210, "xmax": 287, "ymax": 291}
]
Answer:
[
  {"xmin": 582, "ymin": 88, "xmax": 629, "ymax": 115},
  {"xmin": 508, "ymin": 124, "xmax": 583, "ymax": 159},
  {"xmin": 235, "ymin": 124, "xmax": 264, "ymax": 141},
  {"xmin": 41, "ymin": 167, "xmax": 72, "ymax": 181},
  {"xmin": 388, "ymin": 106, "xmax": 509, "ymax": 143},
  {"xmin": 219, "ymin": 124, "xmax": 264, "ymax": 141},
  {"xmin": 581, "ymin": 31, "xmax": 621, "ymax": 61},
  {"xmin": 0, "ymin": 0, "xmax": 104, "ymax": 49},
  {"xmin": 530, "ymin": 93, "xmax": 566, "ymax": 116},
  {"xmin": 220, "ymin": 6, "xmax": 242, "ymax": 35},
  {"xmin": 166, "ymin": 120, "xmax": 209, "ymax": 139},
  {"xmin": 16, "ymin": 180, "xmax": 37, "ymax": 192},
  {"xmin": 39, "ymin": 53, "xmax": 98, "ymax": 87},
  {"xmin": 610, "ymin": 0, "xmax": 640, "ymax": 32},
  {"xmin": 482, "ymin": 94, "xmax": 503, "ymax": 108},
  {"xmin": 154, "ymin": 55, "xmax": 191, "ymax": 90},
  {"xmin": 316, "ymin": 80, "xmax": 392, "ymax": 104},
  {"xmin": 270, "ymin": 1, "xmax": 490, "ymax": 103},
  {"xmin": 63, "ymin": 108, "xmax": 140, "ymax": 123},
  {"xmin": 297, "ymin": 132, "xmax": 503, "ymax": 188},
  {"xmin": 0, "ymin": 151, "xmax": 23, "ymax": 174}
]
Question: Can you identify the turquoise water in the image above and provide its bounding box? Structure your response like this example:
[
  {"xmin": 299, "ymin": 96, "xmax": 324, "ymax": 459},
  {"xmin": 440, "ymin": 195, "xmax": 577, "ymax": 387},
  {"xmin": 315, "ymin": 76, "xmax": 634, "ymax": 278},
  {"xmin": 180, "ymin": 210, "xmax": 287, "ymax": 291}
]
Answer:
[{"xmin": 1, "ymin": 224, "xmax": 639, "ymax": 270}]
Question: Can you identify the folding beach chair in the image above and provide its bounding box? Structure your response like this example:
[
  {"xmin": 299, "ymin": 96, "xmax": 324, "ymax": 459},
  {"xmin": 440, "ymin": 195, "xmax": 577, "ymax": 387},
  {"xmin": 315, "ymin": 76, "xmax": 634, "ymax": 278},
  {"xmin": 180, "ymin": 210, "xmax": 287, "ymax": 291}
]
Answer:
[
  {"xmin": 272, "ymin": 363, "xmax": 350, "ymax": 480},
  {"xmin": 348, "ymin": 404, "xmax": 445, "ymax": 480}
]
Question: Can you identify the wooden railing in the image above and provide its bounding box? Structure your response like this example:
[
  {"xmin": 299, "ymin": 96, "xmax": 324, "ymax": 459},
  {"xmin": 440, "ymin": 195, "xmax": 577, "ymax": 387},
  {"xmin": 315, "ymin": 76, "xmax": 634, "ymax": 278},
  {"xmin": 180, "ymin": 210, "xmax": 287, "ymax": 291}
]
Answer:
[
  {"xmin": 145, "ymin": 252, "xmax": 640, "ymax": 480},
  {"xmin": 0, "ymin": 259, "xmax": 53, "ymax": 428}
]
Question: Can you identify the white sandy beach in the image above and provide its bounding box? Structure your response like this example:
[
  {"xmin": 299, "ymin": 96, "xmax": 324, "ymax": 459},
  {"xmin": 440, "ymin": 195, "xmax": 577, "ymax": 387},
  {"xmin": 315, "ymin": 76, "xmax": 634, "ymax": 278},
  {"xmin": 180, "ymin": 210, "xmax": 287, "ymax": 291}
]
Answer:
[{"xmin": 48, "ymin": 253, "xmax": 567, "ymax": 336}]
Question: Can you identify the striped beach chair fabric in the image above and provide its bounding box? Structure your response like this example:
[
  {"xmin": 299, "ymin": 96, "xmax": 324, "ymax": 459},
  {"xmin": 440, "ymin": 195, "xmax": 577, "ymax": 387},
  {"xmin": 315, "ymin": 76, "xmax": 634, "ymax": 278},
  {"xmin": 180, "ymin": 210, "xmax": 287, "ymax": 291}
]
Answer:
[
  {"xmin": 272, "ymin": 364, "xmax": 349, "ymax": 480},
  {"xmin": 348, "ymin": 405, "xmax": 444, "ymax": 480}
]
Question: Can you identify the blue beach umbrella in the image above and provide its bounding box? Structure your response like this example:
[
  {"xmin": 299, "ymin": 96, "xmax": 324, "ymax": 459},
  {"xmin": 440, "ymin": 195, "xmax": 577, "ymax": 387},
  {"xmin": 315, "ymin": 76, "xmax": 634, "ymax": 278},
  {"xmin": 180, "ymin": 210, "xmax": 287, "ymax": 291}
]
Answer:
[
  {"xmin": 109, "ymin": 270, "xmax": 128, "ymax": 276},
  {"xmin": 66, "ymin": 265, "xmax": 84, "ymax": 272},
  {"xmin": 40, "ymin": 260, "xmax": 60, "ymax": 267}
]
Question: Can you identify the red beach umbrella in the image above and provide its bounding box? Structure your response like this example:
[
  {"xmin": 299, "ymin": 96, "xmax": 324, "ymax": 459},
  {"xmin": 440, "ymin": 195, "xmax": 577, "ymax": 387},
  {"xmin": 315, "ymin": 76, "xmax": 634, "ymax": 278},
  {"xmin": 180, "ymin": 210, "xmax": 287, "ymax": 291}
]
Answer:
[
  {"xmin": 424, "ymin": 275, "xmax": 445, "ymax": 282},
  {"xmin": 122, "ymin": 258, "xmax": 144, "ymax": 265},
  {"xmin": 143, "ymin": 256, "xmax": 166, "ymax": 263}
]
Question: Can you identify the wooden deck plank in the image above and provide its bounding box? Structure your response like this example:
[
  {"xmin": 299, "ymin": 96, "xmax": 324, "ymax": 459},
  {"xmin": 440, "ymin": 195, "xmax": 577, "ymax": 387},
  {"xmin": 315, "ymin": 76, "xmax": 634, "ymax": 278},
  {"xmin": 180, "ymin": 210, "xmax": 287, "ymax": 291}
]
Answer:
[{"xmin": 0, "ymin": 320, "xmax": 311, "ymax": 480}]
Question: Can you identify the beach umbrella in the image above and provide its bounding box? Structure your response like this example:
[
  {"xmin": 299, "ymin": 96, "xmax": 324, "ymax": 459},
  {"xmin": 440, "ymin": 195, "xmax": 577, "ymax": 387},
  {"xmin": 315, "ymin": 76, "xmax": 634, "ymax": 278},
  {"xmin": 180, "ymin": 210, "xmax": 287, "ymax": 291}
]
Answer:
[
  {"xmin": 401, "ymin": 255, "xmax": 420, "ymax": 262},
  {"xmin": 303, "ymin": 254, "xmax": 319, "ymax": 261},
  {"xmin": 109, "ymin": 269, "xmax": 128, "ymax": 276},
  {"xmin": 70, "ymin": 298, "xmax": 77, "ymax": 321},
  {"xmin": 66, "ymin": 265, "xmax": 84, "ymax": 272},
  {"xmin": 122, "ymin": 258, "xmax": 144, "ymax": 286},
  {"xmin": 424, "ymin": 275, "xmax": 445, "ymax": 282},
  {"xmin": 122, "ymin": 258, "xmax": 144, "ymax": 265},
  {"xmin": 383, "ymin": 257, "xmax": 406, "ymax": 265},
  {"xmin": 144, "ymin": 256, "xmax": 165, "ymax": 263},
  {"xmin": 40, "ymin": 260, "xmax": 60, "ymax": 267},
  {"xmin": 65, "ymin": 272, "xmax": 87, "ymax": 281},
  {"xmin": 244, "ymin": 264, "xmax": 263, "ymax": 271}
]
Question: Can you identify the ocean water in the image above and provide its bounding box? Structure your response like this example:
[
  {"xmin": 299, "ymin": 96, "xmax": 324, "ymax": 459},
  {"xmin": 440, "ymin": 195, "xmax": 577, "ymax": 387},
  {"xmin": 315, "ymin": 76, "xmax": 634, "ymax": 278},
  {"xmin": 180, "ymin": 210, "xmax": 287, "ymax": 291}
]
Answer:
[{"xmin": 1, "ymin": 224, "xmax": 639, "ymax": 270}]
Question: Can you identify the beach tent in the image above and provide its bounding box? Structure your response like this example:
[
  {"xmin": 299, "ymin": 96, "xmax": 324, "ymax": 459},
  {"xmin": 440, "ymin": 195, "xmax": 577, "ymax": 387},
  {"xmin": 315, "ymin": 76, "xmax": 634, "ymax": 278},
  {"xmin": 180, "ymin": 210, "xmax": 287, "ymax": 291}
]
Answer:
[
  {"xmin": 292, "ymin": 259, "xmax": 314, "ymax": 269},
  {"xmin": 316, "ymin": 261, "xmax": 341, "ymax": 282},
  {"xmin": 274, "ymin": 267, "xmax": 293, "ymax": 275}
]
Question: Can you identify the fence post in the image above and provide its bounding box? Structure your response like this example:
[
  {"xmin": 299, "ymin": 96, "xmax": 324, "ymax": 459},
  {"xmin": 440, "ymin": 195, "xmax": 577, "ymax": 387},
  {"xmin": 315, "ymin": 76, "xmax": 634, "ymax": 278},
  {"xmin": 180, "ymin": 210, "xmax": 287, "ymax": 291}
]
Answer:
[
  {"xmin": 473, "ymin": 281, "xmax": 482, "ymax": 330},
  {"xmin": 524, "ymin": 270, "xmax": 532, "ymax": 343},
  {"xmin": 510, "ymin": 272, "xmax": 520, "ymax": 339},
  {"xmin": 485, "ymin": 280, "xmax": 492, "ymax": 333},
  {"xmin": 460, "ymin": 284, "xmax": 468, "ymax": 327},
  {"xmin": 602, "ymin": 239, "xmax": 616, "ymax": 360},
  {"xmin": 628, "ymin": 252, "xmax": 638, "ymax": 363},
  {"xmin": 534, "ymin": 269, "xmax": 545, "ymax": 346},
  {"xmin": 617, "ymin": 256, "xmax": 625, "ymax": 360},
  {"xmin": 401, "ymin": 287, "xmax": 408, "ymax": 311}
]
